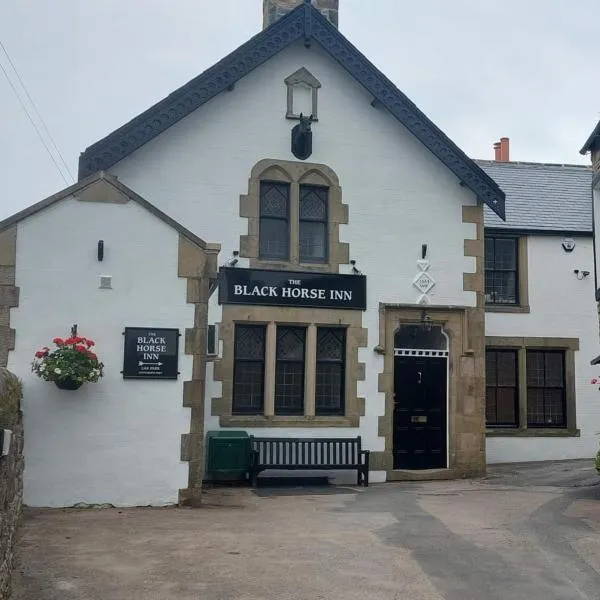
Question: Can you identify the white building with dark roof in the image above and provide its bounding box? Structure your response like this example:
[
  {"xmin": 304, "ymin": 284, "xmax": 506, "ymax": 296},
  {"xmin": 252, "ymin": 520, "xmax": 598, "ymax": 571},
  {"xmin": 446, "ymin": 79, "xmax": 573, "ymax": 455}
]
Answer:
[
  {"xmin": 477, "ymin": 143, "xmax": 597, "ymax": 463},
  {"xmin": 0, "ymin": 0, "xmax": 597, "ymax": 507}
]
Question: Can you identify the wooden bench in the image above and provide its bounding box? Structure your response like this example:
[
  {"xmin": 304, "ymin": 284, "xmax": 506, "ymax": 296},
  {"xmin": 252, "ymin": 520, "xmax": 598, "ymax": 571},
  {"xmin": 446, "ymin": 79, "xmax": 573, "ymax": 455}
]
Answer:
[{"xmin": 249, "ymin": 436, "xmax": 370, "ymax": 487}]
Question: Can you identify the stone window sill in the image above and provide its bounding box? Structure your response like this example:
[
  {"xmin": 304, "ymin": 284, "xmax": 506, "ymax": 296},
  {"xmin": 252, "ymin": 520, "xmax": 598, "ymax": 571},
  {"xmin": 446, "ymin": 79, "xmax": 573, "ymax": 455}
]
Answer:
[
  {"xmin": 220, "ymin": 415, "xmax": 359, "ymax": 428},
  {"xmin": 485, "ymin": 305, "xmax": 530, "ymax": 314},
  {"xmin": 486, "ymin": 428, "xmax": 580, "ymax": 438}
]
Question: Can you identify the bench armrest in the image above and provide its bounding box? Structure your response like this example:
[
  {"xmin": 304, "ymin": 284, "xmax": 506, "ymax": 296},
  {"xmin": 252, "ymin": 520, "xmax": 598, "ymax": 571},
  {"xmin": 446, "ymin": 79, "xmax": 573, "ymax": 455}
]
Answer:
[{"xmin": 359, "ymin": 449, "xmax": 370, "ymax": 465}]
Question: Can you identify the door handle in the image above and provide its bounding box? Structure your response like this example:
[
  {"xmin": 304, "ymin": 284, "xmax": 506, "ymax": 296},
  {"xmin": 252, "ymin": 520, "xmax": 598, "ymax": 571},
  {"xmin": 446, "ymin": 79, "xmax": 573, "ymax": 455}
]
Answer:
[{"xmin": 417, "ymin": 371, "xmax": 422, "ymax": 384}]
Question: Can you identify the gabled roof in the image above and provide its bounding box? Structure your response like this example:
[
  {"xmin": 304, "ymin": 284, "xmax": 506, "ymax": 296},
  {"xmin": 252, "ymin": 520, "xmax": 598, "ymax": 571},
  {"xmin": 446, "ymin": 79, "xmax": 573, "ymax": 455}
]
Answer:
[
  {"xmin": 78, "ymin": 0, "xmax": 505, "ymax": 218},
  {"xmin": 580, "ymin": 120, "xmax": 600, "ymax": 154},
  {"xmin": 479, "ymin": 160, "xmax": 592, "ymax": 234},
  {"xmin": 0, "ymin": 172, "xmax": 209, "ymax": 248}
]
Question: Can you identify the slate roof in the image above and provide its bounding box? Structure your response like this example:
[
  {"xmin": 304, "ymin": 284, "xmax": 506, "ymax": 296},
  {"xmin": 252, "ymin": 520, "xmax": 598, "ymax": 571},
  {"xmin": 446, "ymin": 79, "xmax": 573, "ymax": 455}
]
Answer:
[
  {"xmin": 77, "ymin": 0, "xmax": 505, "ymax": 218},
  {"xmin": 479, "ymin": 160, "xmax": 592, "ymax": 233}
]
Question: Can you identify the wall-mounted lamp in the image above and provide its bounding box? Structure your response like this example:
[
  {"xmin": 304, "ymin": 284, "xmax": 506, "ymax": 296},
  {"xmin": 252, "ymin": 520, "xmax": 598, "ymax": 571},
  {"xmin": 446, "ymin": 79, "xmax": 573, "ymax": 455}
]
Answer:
[
  {"xmin": 350, "ymin": 259, "xmax": 362, "ymax": 275},
  {"xmin": 574, "ymin": 269, "xmax": 590, "ymax": 280},
  {"xmin": 97, "ymin": 240, "xmax": 104, "ymax": 262}
]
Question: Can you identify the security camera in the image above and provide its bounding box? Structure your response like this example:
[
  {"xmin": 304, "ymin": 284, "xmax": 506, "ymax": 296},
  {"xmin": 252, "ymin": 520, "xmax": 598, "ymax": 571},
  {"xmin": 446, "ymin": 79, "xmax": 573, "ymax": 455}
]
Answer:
[
  {"xmin": 350, "ymin": 259, "xmax": 362, "ymax": 275},
  {"xmin": 224, "ymin": 250, "xmax": 239, "ymax": 268}
]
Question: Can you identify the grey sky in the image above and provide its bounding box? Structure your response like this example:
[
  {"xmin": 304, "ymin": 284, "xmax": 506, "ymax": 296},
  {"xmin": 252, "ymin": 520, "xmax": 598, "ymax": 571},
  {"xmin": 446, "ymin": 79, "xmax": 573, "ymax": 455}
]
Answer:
[{"xmin": 1, "ymin": 0, "xmax": 598, "ymax": 219}]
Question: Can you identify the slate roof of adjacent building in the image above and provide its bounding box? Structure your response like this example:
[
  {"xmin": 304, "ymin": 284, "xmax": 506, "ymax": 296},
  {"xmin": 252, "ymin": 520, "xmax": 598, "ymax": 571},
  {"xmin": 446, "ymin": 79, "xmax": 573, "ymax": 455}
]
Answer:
[
  {"xmin": 478, "ymin": 160, "xmax": 592, "ymax": 233},
  {"xmin": 77, "ymin": 0, "xmax": 505, "ymax": 218}
]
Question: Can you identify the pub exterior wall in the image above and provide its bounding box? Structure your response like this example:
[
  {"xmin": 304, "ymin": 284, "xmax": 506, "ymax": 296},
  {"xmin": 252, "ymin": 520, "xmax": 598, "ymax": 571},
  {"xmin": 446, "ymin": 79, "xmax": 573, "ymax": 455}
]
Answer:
[
  {"xmin": 8, "ymin": 198, "xmax": 194, "ymax": 507},
  {"xmin": 485, "ymin": 235, "xmax": 599, "ymax": 463},
  {"xmin": 110, "ymin": 41, "xmax": 479, "ymax": 481}
]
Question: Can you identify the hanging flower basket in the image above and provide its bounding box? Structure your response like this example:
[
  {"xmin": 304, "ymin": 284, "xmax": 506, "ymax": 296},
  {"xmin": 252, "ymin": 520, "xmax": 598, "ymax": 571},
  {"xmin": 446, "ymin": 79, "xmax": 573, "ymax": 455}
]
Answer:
[{"xmin": 31, "ymin": 335, "xmax": 104, "ymax": 391}]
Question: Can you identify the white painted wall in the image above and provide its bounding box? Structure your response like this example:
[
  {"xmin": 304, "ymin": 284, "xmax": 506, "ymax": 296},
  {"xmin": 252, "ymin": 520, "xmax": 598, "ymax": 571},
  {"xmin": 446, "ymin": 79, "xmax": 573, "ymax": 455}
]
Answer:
[
  {"xmin": 8, "ymin": 197, "xmax": 194, "ymax": 507},
  {"xmin": 109, "ymin": 41, "xmax": 478, "ymax": 481},
  {"xmin": 486, "ymin": 235, "xmax": 600, "ymax": 463}
]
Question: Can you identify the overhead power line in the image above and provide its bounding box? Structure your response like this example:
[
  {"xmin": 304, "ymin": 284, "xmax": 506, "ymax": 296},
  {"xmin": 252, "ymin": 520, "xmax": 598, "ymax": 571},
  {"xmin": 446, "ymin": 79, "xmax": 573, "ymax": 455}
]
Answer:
[{"xmin": 0, "ymin": 40, "xmax": 74, "ymax": 185}]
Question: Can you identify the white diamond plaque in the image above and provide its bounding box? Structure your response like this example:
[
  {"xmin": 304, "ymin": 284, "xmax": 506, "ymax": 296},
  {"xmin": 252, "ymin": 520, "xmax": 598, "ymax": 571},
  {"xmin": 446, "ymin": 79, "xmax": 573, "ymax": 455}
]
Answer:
[{"xmin": 413, "ymin": 271, "xmax": 435, "ymax": 294}]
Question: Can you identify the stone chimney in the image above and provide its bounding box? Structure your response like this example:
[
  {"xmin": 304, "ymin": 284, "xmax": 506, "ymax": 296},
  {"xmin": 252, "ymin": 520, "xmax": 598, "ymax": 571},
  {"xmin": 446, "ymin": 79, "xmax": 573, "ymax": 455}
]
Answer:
[
  {"xmin": 263, "ymin": 0, "xmax": 339, "ymax": 29},
  {"xmin": 493, "ymin": 137, "xmax": 510, "ymax": 162}
]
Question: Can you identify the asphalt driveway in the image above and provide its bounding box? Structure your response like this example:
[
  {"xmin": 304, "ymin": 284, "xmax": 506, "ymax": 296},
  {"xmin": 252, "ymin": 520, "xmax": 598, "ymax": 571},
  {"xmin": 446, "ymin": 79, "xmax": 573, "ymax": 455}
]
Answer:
[{"xmin": 12, "ymin": 460, "xmax": 600, "ymax": 600}]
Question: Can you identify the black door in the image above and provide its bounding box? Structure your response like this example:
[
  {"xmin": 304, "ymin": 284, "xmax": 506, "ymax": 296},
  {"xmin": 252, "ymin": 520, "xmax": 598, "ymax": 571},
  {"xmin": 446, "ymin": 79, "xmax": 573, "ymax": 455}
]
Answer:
[{"xmin": 393, "ymin": 356, "xmax": 447, "ymax": 469}]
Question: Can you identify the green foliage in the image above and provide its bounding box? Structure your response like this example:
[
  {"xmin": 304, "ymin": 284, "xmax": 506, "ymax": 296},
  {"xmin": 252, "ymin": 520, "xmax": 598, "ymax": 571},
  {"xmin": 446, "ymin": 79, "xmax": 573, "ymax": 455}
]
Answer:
[
  {"xmin": 596, "ymin": 449, "xmax": 600, "ymax": 475},
  {"xmin": 0, "ymin": 368, "xmax": 22, "ymax": 428}
]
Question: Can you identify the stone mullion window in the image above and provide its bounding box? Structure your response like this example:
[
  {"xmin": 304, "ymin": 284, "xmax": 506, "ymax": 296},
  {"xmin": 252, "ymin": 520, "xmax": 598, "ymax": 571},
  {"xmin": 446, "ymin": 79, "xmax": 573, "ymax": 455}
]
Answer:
[
  {"xmin": 240, "ymin": 160, "xmax": 349, "ymax": 273},
  {"xmin": 485, "ymin": 337, "xmax": 578, "ymax": 436}
]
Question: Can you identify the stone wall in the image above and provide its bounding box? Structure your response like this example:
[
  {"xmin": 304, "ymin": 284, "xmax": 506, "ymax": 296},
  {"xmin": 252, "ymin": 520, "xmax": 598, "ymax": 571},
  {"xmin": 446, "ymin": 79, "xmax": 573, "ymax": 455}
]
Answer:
[{"xmin": 0, "ymin": 368, "xmax": 23, "ymax": 600}]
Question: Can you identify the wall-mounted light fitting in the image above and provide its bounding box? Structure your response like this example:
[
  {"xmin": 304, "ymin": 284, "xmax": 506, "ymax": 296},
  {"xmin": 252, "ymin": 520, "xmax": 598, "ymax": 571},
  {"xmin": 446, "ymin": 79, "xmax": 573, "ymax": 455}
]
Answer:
[
  {"xmin": 350, "ymin": 259, "xmax": 362, "ymax": 275},
  {"xmin": 97, "ymin": 240, "xmax": 104, "ymax": 262},
  {"xmin": 574, "ymin": 269, "xmax": 590, "ymax": 280},
  {"xmin": 562, "ymin": 238, "xmax": 575, "ymax": 252}
]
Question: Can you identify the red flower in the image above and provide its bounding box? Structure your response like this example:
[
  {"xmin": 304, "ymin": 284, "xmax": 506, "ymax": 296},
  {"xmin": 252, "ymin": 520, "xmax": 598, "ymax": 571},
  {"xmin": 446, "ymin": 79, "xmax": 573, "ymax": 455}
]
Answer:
[
  {"xmin": 87, "ymin": 351, "xmax": 97, "ymax": 360},
  {"xmin": 74, "ymin": 336, "xmax": 83, "ymax": 344},
  {"xmin": 75, "ymin": 345, "xmax": 87, "ymax": 353},
  {"xmin": 35, "ymin": 351, "xmax": 44, "ymax": 358},
  {"xmin": 86, "ymin": 339, "xmax": 95, "ymax": 347},
  {"xmin": 53, "ymin": 337, "xmax": 64, "ymax": 345},
  {"xmin": 64, "ymin": 337, "xmax": 75, "ymax": 345}
]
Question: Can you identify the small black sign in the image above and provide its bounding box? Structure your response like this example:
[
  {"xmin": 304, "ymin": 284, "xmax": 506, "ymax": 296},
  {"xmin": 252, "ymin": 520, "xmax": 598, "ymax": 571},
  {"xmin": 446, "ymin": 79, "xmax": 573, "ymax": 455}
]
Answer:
[
  {"xmin": 122, "ymin": 327, "xmax": 180, "ymax": 379},
  {"xmin": 219, "ymin": 267, "xmax": 367, "ymax": 310}
]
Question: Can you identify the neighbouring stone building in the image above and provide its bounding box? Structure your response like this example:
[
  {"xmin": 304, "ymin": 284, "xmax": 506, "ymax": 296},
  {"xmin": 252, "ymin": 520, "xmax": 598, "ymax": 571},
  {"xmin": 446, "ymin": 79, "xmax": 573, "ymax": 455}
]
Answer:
[{"xmin": 0, "ymin": 0, "xmax": 598, "ymax": 507}]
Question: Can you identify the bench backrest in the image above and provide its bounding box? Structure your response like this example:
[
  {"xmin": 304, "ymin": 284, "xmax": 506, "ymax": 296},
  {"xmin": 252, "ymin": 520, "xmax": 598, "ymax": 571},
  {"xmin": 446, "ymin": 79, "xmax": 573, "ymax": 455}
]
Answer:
[{"xmin": 251, "ymin": 437, "xmax": 362, "ymax": 467}]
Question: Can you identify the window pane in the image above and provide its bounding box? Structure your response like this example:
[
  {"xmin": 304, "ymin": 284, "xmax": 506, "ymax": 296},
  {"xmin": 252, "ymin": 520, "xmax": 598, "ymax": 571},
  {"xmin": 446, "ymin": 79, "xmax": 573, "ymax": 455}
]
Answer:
[
  {"xmin": 496, "ymin": 351, "xmax": 516, "ymax": 386},
  {"xmin": 496, "ymin": 388, "xmax": 517, "ymax": 424},
  {"xmin": 276, "ymin": 328, "xmax": 305, "ymax": 360},
  {"xmin": 300, "ymin": 221, "xmax": 327, "ymax": 262},
  {"xmin": 485, "ymin": 349, "xmax": 518, "ymax": 427},
  {"xmin": 486, "ymin": 389, "xmax": 497, "ymax": 423},
  {"xmin": 299, "ymin": 186, "xmax": 327, "ymax": 220},
  {"xmin": 544, "ymin": 352, "xmax": 564, "ymax": 387},
  {"xmin": 259, "ymin": 218, "xmax": 289, "ymax": 259},
  {"xmin": 526, "ymin": 351, "xmax": 545, "ymax": 387},
  {"xmin": 233, "ymin": 325, "xmax": 265, "ymax": 415},
  {"xmin": 486, "ymin": 272, "xmax": 517, "ymax": 304},
  {"xmin": 316, "ymin": 363, "xmax": 343, "ymax": 414},
  {"xmin": 526, "ymin": 350, "xmax": 566, "ymax": 428},
  {"xmin": 260, "ymin": 183, "xmax": 289, "ymax": 217},
  {"xmin": 484, "ymin": 237, "xmax": 495, "ymax": 270},
  {"xmin": 316, "ymin": 328, "xmax": 345, "ymax": 416},
  {"xmin": 275, "ymin": 327, "xmax": 305, "ymax": 415},
  {"xmin": 486, "ymin": 351, "xmax": 497, "ymax": 386},
  {"xmin": 485, "ymin": 236, "xmax": 519, "ymax": 305},
  {"xmin": 233, "ymin": 362, "xmax": 264, "ymax": 414},
  {"xmin": 543, "ymin": 390, "xmax": 566, "ymax": 426},
  {"xmin": 317, "ymin": 328, "xmax": 344, "ymax": 361},
  {"xmin": 494, "ymin": 238, "xmax": 517, "ymax": 270},
  {"xmin": 275, "ymin": 362, "xmax": 304, "ymax": 415},
  {"xmin": 234, "ymin": 325, "xmax": 265, "ymax": 359},
  {"xmin": 527, "ymin": 389, "xmax": 545, "ymax": 426}
]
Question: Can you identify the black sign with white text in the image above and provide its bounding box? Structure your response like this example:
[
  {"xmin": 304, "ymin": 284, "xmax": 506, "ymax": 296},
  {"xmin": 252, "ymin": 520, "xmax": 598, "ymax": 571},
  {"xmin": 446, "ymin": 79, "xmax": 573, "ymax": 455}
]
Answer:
[
  {"xmin": 218, "ymin": 267, "xmax": 367, "ymax": 310},
  {"xmin": 122, "ymin": 327, "xmax": 180, "ymax": 379}
]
